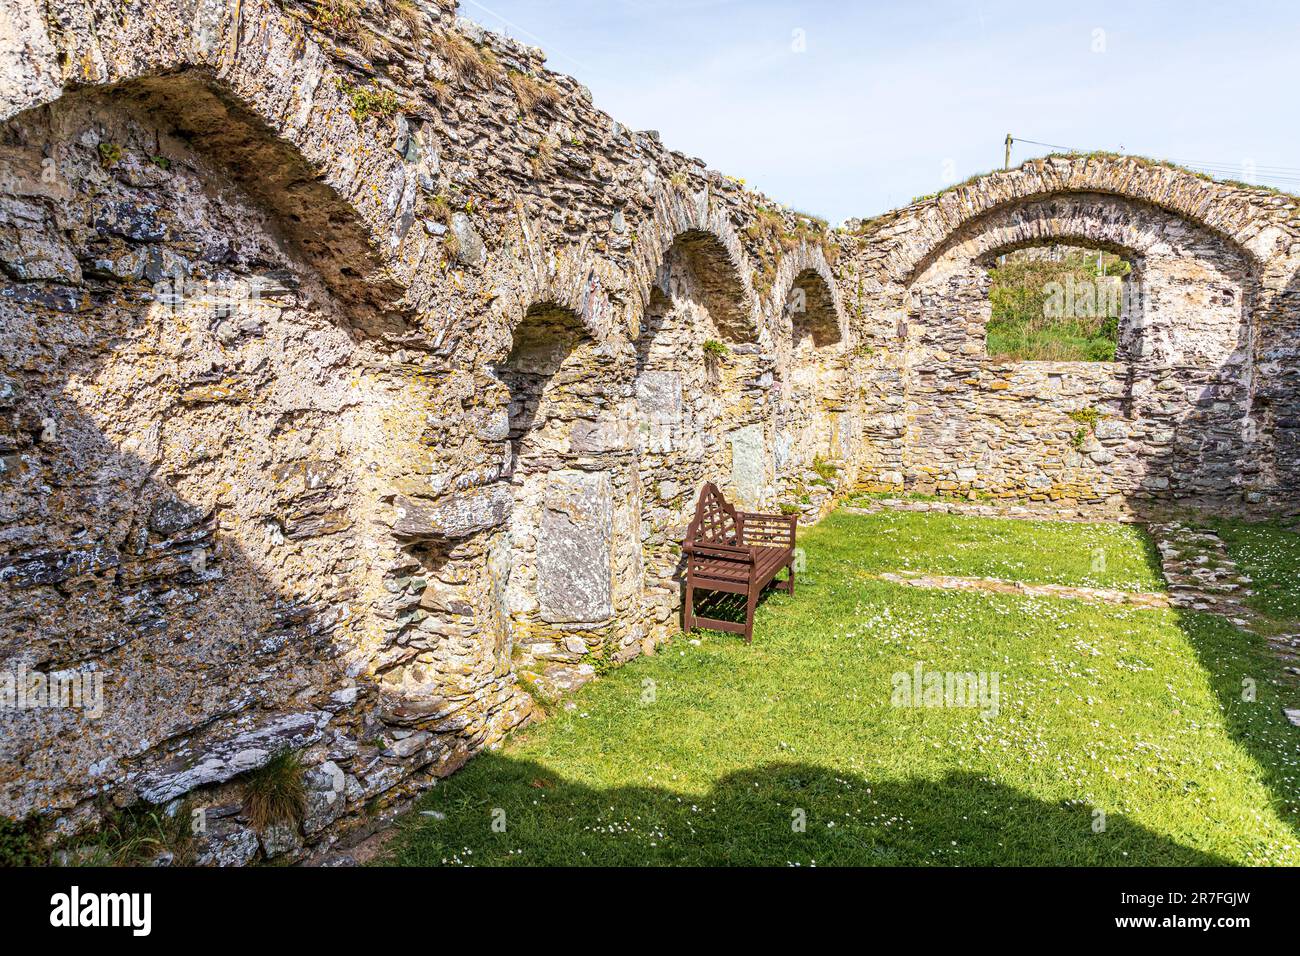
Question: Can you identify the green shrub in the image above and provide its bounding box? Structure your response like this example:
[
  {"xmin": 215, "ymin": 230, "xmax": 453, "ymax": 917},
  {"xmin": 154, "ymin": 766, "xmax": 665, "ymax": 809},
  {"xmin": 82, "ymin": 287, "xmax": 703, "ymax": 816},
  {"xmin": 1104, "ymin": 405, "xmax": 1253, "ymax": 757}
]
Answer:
[
  {"xmin": 340, "ymin": 80, "xmax": 402, "ymax": 120},
  {"xmin": 812, "ymin": 457, "xmax": 839, "ymax": 482},
  {"xmin": 0, "ymin": 816, "xmax": 43, "ymax": 867},
  {"xmin": 97, "ymin": 142, "xmax": 123, "ymax": 168},
  {"xmin": 1068, "ymin": 407, "xmax": 1103, "ymax": 431}
]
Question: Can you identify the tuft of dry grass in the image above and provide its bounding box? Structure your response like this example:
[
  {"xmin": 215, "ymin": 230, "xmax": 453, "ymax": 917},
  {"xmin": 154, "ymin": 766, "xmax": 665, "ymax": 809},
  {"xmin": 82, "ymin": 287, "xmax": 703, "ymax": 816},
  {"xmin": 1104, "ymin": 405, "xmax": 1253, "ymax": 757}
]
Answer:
[
  {"xmin": 441, "ymin": 228, "xmax": 462, "ymax": 262},
  {"xmin": 312, "ymin": 0, "xmax": 380, "ymax": 57},
  {"xmin": 58, "ymin": 801, "xmax": 196, "ymax": 866},
  {"xmin": 429, "ymin": 192, "xmax": 453, "ymax": 222},
  {"xmin": 431, "ymin": 28, "xmax": 502, "ymax": 86},
  {"xmin": 741, "ymin": 205, "xmax": 839, "ymax": 296},
  {"xmin": 242, "ymin": 751, "xmax": 307, "ymax": 831},
  {"xmin": 384, "ymin": 0, "xmax": 425, "ymax": 39},
  {"xmin": 507, "ymin": 70, "xmax": 561, "ymax": 114},
  {"xmin": 313, "ymin": 0, "xmax": 359, "ymax": 33},
  {"xmin": 527, "ymin": 136, "xmax": 558, "ymax": 177}
]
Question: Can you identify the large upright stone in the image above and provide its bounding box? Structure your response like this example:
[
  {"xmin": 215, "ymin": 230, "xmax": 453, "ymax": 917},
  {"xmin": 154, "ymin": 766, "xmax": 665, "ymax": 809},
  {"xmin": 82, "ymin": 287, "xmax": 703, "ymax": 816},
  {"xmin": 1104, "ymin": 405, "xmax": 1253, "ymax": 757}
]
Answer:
[
  {"xmin": 728, "ymin": 424, "xmax": 766, "ymax": 507},
  {"xmin": 538, "ymin": 471, "xmax": 612, "ymax": 624},
  {"xmin": 636, "ymin": 370, "xmax": 682, "ymax": 453}
]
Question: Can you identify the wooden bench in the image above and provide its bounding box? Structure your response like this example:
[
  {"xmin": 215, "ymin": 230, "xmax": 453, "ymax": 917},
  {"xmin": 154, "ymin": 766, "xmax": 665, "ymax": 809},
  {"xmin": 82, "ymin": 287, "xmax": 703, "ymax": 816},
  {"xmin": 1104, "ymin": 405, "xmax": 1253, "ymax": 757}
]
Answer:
[{"xmin": 682, "ymin": 482, "xmax": 797, "ymax": 643}]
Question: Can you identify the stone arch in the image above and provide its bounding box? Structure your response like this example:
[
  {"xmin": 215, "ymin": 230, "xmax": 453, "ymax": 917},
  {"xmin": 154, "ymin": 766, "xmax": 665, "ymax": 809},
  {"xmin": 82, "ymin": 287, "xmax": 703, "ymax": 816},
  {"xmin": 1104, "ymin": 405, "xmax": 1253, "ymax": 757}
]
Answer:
[
  {"xmin": 629, "ymin": 205, "xmax": 769, "ymax": 515},
  {"xmin": 499, "ymin": 238, "xmax": 623, "ymax": 349},
  {"xmin": 0, "ymin": 0, "xmax": 577, "ymax": 836},
  {"xmin": 786, "ymin": 268, "xmax": 844, "ymax": 349},
  {"xmin": 3, "ymin": 1, "xmax": 420, "ymax": 339},
  {"xmin": 769, "ymin": 244, "xmax": 847, "ymax": 344},
  {"xmin": 650, "ymin": 229, "xmax": 755, "ymax": 342},
  {"xmin": 771, "ymin": 253, "xmax": 851, "ymax": 486},
  {"xmin": 495, "ymin": 300, "xmax": 639, "ymax": 697},
  {"xmin": 882, "ymin": 155, "xmax": 1287, "ymax": 286},
  {"xmin": 910, "ymin": 192, "xmax": 1256, "ymax": 369},
  {"xmin": 0, "ymin": 58, "xmax": 414, "ymax": 823},
  {"xmin": 895, "ymin": 185, "xmax": 1263, "ymax": 507},
  {"xmin": 498, "ymin": 301, "xmax": 601, "ymax": 465},
  {"xmin": 638, "ymin": 187, "xmax": 762, "ymax": 344}
]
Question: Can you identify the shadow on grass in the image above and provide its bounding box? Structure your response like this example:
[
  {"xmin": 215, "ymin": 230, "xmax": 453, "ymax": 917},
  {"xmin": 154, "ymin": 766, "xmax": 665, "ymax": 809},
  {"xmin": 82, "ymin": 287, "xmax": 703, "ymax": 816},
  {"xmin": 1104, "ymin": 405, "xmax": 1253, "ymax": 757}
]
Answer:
[
  {"xmin": 1135, "ymin": 524, "xmax": 1169, "ymax": 590},
  {"xmin": 1175, "ymin": 608, "xmax": 1300, "ymax": 845},
  {"xmin": 684, "ymin": 587, "xmax": 783, "ymax": 631},
  {"xmin": 383, "ymin": 758, "xmax": 1230, "ymax": 866}
]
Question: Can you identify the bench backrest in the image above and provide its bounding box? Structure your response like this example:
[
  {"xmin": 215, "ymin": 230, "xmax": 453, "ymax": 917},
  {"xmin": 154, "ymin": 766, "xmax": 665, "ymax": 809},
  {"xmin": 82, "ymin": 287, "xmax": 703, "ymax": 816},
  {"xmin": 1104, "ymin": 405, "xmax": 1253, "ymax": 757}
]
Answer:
[{"xmin": 686, "ymin": 482, "xmax": 741, "ymax": 546}]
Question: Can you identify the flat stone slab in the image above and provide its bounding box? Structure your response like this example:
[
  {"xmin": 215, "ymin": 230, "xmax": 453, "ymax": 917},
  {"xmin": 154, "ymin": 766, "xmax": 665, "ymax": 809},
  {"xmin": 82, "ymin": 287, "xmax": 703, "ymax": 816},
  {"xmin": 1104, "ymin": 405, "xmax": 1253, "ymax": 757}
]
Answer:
[
  {"xmin": 391, "ymin": 484, "xmax": 513, "ymax": 539},
  {"xmin": 728, "ymin": 423, "xmax": 766, "ymax": 507},
  {"xmin": 538, "ymin": 471, "xmax": 612, "ymax": 624},
  {"xmin": 134, "ymin": 710, "xmax": 327, "ymax": 803}
]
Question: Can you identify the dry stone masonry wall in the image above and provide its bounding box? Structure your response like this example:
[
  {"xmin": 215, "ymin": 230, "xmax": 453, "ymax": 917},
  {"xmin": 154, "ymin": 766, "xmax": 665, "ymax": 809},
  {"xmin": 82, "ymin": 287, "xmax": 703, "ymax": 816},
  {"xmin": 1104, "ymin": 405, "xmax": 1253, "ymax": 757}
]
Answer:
[
  {"xmin": 0, "ymin": 0, "xmax": 1297, "ymax": 862},
  {"xmin": 842, "ymin": 159, "xmax": 1300, "ymax": 513},
  {"xmin": 0, "ymin": 0, "xmax": 854, "ymax": 860}
]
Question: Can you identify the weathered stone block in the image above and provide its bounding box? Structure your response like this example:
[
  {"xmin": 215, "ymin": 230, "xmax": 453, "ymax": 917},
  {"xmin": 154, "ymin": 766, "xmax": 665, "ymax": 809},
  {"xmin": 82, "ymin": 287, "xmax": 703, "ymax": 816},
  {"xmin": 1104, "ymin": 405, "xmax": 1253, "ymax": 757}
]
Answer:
[
  {"xmin": 135, "ymin": 711, "xmax": 325, "ymax": 804},
  {"xmin": 391, "ymin": 484, "xmax": 513, "ymax": 539},
  {"xmin": 538, "ymin": 471, "xmax": 612, "ymax": 624},
  {"xmin": 636, "ymin": 370, "xmax": 682, "ymax": 424},
  {"xmin": 450, "ymin": 212, "xmax": 485, "ymax": 266},
  {"xmin": 150, "ymin": 497, "xmax": 207, "ymax": 536},
  {"xmin": 194, "ymin": 805, "xmax": 260, "ymax": 867},
  {"xmin": 728, "ymin": 423, "xmax": 766, "ymax": 506}
]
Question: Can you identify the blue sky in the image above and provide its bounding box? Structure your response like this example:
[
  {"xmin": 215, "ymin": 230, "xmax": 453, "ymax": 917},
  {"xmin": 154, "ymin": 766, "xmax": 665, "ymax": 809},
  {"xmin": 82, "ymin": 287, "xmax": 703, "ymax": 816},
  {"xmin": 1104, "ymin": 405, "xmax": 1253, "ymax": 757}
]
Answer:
[{"xmin": 459, "ymin": 0, "xmax": 1300, "ymax": 223}]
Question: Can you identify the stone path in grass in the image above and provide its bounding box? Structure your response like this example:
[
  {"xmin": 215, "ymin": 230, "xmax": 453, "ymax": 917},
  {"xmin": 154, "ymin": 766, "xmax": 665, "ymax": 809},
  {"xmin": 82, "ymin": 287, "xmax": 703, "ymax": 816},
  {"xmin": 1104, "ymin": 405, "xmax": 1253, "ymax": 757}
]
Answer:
[
  {"xmin": 868, "ymin": 570, "xmax": 1169, "ymax": 608},
  {"xmin": 1146, "ymin": 520, "xmax": 1262, "ymax": 628},
  {"xmin": 1124, "ymin": 521, "xmax": 1299, "ymax": 708}
]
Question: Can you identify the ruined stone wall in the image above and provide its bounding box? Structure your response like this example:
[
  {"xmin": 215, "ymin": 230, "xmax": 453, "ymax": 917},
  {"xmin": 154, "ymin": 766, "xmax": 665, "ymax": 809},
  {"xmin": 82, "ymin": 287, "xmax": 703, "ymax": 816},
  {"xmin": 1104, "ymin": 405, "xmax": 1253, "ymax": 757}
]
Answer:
[
  {"xmin": 3, "ymin": 0, "xmax": 1297, "ymax": 866},
  {"xmin": 838, "ymin": 157, "xmax": 1300, "ymax": 514},
  {"xmin": 0, "ymin": 0, "xmax": 854, "ymax": 861}
]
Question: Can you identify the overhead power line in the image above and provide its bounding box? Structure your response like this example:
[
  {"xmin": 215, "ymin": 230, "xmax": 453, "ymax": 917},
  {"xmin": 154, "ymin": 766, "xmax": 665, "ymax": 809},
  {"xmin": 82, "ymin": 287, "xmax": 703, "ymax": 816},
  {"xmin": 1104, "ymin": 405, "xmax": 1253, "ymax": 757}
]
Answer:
[{"xmin": 1005, "ymin": 135, "xmax": 1300, "ymax": 189}]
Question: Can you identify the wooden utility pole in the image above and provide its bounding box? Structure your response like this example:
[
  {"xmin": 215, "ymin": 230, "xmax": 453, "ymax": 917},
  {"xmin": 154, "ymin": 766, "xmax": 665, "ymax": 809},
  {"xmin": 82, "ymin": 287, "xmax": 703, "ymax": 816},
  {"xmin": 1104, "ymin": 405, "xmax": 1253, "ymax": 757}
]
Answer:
[{"xmin": 1004, "ymin": 134, "xmax": 1013, "ymax": 170}]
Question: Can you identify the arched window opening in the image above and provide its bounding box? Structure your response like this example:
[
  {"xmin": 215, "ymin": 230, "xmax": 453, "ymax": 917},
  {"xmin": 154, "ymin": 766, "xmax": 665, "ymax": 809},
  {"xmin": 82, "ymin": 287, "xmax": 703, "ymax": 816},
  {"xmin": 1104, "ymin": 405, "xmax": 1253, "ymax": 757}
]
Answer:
[
  {"xmin": 782, "ymin": 271, "xmax": 847, "ymax": 478},
  {"xmin": 984, "ymin": 245, "xmax": 1137, "ymax": 362},
  {"xmin": 499, "ymin": 302, "xmax": 592, "ymax": 469}
]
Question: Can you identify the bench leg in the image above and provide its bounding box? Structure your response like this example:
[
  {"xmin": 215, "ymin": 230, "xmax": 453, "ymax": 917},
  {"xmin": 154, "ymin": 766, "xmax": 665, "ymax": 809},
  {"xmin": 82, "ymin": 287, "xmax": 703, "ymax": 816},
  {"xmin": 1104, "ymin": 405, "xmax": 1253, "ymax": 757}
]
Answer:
[
  {"xmin": 684, "ymin": 576, "xmax": 696, "ymax": 633},
  {"xmin": 785, "ymin": 560, "xmax": 795, "ymax": 595},
  {"xmin": 744, "ymin": 585, "xmax": 757, "ymax": 644}
]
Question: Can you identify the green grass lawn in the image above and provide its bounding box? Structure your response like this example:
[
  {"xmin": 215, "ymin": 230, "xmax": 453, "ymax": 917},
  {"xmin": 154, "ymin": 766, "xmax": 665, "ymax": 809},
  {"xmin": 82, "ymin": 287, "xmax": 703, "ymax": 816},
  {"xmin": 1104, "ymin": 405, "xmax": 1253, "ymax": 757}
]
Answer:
[
  {"xmin": 835, "ymin": 505, "xmax": 1166, "ymax": 591},
  {"xmin": 383, "ymin": 510, "xmax": 1300, "ymax": 866},
  {"xmin": 1212, "ymin": 518, "xmax": 1300, "ymax": 625}
]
